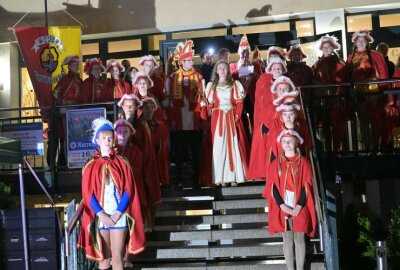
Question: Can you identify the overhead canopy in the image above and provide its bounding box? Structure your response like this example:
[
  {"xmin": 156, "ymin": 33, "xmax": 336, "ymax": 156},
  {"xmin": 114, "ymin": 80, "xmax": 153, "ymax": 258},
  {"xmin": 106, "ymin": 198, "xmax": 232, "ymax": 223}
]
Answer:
[{"xmin": 0, "ymin": 137, "xmax": 22, "ymax": 164}]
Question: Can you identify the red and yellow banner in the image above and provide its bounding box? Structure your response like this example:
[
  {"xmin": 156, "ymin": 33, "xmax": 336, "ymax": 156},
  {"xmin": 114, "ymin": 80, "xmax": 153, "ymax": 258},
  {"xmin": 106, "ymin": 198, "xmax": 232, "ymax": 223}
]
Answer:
[{"xmin": 14, "ymin": 26, "xmax": 81, "ymax": 109}]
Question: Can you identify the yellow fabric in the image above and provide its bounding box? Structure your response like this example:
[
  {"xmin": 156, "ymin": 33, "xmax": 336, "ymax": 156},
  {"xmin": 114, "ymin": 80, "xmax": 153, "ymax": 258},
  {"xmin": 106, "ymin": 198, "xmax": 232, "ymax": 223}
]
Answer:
[{"xmin": 48, "ymin": 26, "xmax": 82, "ymax": 89}]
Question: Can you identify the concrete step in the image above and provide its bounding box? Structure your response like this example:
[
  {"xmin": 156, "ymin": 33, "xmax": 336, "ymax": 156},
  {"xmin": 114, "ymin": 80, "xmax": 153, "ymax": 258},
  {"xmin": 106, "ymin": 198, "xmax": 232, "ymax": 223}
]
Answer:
[
  {"xmin": 158, "ymin": 200, "xmax": 214, "ymax": 211},
  {"xmin": 148, "ymin": 228, "xmax": 276, "ymax": 242},
  {"xmin": 135, "ymin": 237, "xmax": 322, "ymax": 260},
  {"xmin": 161, "ymin": 184, "xmax": 265, "ymax": 200},
  {"xmin": 153, "ymin": 222, "xmax": 268, "ymax": 232},
  {"xmin": 158, "ymin": 198, "xmax": 267, "ymax": 213},
  {"xmin": 213, "ymin": 198, "xmax": 266, "ymax": 210},
  {"xmin": 155, "ymin": 213, "xmax": 267, "ymax": 225},
  {"xmin": 135, "ymin": 261, "xmax": 326, "ymax": 270}
]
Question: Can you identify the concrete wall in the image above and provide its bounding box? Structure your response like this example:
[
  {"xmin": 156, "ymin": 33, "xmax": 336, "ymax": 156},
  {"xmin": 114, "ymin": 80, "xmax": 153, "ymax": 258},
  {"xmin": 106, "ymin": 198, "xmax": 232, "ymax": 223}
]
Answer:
[
  {"xmin": 0, "ymin": 0, "xmax": 399, "ymax": 42},
  {"xmin": 0, "ymin": 43, "xmax": 19, "ymax": 117}
]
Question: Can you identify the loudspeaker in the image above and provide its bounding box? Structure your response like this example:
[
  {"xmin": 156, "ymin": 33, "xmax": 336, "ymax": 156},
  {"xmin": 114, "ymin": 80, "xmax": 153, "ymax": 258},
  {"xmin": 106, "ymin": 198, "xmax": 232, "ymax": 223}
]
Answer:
[{"xmin": 1, "ymin": 208, "xmax": 61, "ymax": 270}]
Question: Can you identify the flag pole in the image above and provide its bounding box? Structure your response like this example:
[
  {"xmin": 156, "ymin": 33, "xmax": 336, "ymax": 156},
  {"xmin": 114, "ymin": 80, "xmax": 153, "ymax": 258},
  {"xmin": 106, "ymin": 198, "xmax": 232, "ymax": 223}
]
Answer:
[{"xmin": 44, "ymin": 0, "xmax": 48, "ymax": 27}]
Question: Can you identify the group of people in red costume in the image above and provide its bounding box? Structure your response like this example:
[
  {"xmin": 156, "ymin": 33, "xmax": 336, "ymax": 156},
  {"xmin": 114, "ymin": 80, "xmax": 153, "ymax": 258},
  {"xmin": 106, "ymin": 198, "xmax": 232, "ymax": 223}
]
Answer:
[{"xmin": 66, "ymin": 29, "xmax": 400, "ymax": 269}]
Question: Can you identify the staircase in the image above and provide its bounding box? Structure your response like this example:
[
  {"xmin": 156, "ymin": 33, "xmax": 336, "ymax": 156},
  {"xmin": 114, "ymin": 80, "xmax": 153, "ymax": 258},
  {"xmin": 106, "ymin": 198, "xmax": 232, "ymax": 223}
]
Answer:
[{"xmin": 132, "ymin": 183, "xmax": 326, "ymax": 270}]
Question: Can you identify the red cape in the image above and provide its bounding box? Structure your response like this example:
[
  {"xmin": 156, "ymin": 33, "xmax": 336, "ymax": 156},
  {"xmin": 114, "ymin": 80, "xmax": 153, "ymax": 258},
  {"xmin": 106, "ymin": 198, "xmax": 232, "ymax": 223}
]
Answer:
[
  {"xmin": 81, "ymin": 76, "xmax": 108, "ymax": 103},
  {"xmin": 248, "ymin": 73, "xmax": 276, "ymax": 179},
  {"xmin": 266, "ymin": 154, "xmax": 317, "ymax": 237},
  {"xmin": 149, "ymin": 120, "xmax": 170, "ymax": 185},
  {"xmin": 134, "ymin": 120, "xmax": 161, "ymax": 207},
  {"xmin": 53, "ymin": 72, "xmax": 83, "ymax": 104},
  {"xmin": 149, "ymin": 74, "xmax": 166, "ymax": 102},
  {"xmin": 105, "ymin": 78, "xmax": 132, "ymax": 100},
  {"xmin": 78, "ymin": 150, "xmax": 145, "ymax": 260},
  {"xmin": 116, "ymin": 145, "xmax": 147, "ymax": 208}
]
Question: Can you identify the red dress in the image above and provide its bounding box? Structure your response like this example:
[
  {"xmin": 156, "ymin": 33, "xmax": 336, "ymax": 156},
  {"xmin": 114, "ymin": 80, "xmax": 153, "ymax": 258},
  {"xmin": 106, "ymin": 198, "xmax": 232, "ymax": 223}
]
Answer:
[
  {"xmin": 116, "ymin": 145, "xmax": 147, "ymax": 208},
  {"xmin": 248, "ymin": 73, "xmax": 276, "ymax": 179},
  {"xmin": 205, "ymin": 80, "xmax": 250, "ymax": 183},
  {"xmin": 78, "ymin": 150, "xmax": 145, "ymax": 260},
  {"xmin": 266, "ymin": 154, "xmax": 317, "ymax": 237},
  {"xmin": 81, "ymin": 76, "xmax": 108, "ymax": 103},
  {"xmin": 105, "ymin": 78, "xmax": 132, "ymax": 100},
  {"xmin": 134, "ymin": 120, "xmax": 161, "ymax": 207}
]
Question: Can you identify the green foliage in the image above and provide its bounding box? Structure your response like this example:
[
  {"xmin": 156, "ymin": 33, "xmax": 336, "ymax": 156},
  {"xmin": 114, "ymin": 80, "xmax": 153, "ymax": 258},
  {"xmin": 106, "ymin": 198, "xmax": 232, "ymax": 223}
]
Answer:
[
  {"xmin": 387, "ymin": 207, "xmax": 400, "ymax": 270},
  {"xmin": 357, "ymin": 215, "xmax": 375, "ymax": 260},
  {"xmin": 340, "ymin": 204, "xmax": 375, "ymax": 270},
  {"xmin": 0, "ymin": 181, "xmax": 14, "ymax": 209}
]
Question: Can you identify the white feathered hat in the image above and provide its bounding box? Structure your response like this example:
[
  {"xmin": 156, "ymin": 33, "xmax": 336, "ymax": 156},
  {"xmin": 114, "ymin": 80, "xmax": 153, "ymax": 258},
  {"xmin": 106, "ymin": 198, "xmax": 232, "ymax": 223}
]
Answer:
[
  {"xmin": 270, "ymin": 76, "xmax": 296, "ymax": 94},
  {"xmin": 131, "ymin": 71, "xmax": 154, "ymax": 88},
  {"xmin": 277, "ymin": 129, "xmax": 304, "ymax": 145},
  {"xmin": 265, "ymin": 57, "xmax": 287, "ymax": 74},
  {"xmin": 117, "ymin": 94, "xmax": 142, "ymax": 108},
  {"xmin": 91, "ymin": 117, "xmax": 114, "ymax": 145}
]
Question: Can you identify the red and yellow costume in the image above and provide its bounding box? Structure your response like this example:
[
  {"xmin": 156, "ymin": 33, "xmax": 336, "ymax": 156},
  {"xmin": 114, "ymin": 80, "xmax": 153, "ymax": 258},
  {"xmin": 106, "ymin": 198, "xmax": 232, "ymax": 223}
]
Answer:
[
  {"xmin": 81, "ymin": 58, "xmax": 108, "ymax": 103},
  {"xmin": 53, "ymin": 71, "xmax": 83, "ymax": 105},
  {"xmin": 346, "ymin": 31, "xmax": 389, "ymax": 150},
  {"xmin": 105, "ymin": 59, "xmax": 132, "ymax": 100},
  {"xmin": 81, "ymin": 76, "xmax": 108, "ymax": 102},
  {"xmin": 78, "ymin": 150, "xmax": 145, "ymax": 260},
  {"xmin": 266, "ymin": 153, "xmax": 317, "ymax": 237},
  {"xmin": 105, "ymin": 78, "xmax": 132, "ymax": 100},
  {"xmin": 168, "ymin": 67, "xmax": 205, "ymax": 130}
]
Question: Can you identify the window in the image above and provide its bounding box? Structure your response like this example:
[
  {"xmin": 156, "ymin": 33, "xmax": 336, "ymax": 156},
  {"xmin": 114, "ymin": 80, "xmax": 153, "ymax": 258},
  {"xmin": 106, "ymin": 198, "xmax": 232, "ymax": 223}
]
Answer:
[
  {"xmin": 108, "ymin": 39, "xmax": 142, "ymax": 53},
  {"xmin": 347, "ymin": 14, "xmax": 372, "ymax": 32},
  {"xmin": 82, "ymin": 43, "xmax": 99, "ymax": 55},
  {"xmin": 296, "ymin": 20, "xmax": 314, "ymax": 38},
  {"xmin": 380, "ymin": 13, "xmax": 400, "ymax": 27},
  {"xmin": 172, "ymin": 29, "xmax": 227, "ymax": 39},
  {"xmin": 20, "ymin": 68, "xmax": 39, "ymax": 117},
  {"xmin": 232, "ymin": 22, "xmax": 290, "ymax": 35},
  {"xmin": 148, "ymin": 34, "xmax": 166, "ymax": 51}
]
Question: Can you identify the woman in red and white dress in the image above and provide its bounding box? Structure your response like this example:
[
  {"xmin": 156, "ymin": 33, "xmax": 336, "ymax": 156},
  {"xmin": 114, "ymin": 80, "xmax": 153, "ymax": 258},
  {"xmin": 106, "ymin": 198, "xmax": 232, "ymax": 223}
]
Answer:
[{"xmin": 204, "ymin": 60, "xmax": 250, "ymax": 186}]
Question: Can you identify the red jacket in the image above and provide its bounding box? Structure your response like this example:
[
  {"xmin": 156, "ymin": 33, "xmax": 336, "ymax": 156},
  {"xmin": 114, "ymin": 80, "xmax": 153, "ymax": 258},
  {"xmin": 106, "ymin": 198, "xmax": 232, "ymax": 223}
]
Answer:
[
  {"xmin": 105, "ymin": 78, "xmax": 132, "ymax": 100},
  {"xmin": 53, "ymin": 72, "xmax": 83, "ymax": 104},
  {"xmin": 81, "ymin": 76, "xmax": 107, "ymax": 103}
]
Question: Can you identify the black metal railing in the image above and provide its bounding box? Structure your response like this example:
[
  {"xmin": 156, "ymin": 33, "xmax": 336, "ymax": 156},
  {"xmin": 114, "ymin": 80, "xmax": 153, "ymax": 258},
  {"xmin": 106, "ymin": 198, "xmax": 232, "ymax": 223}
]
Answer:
[
  {"xmin": 0, "ymin": 100, "xmax": 122, "ymax": 191},
  {"xmin": 298, "ymin": 78, "xmax": 400, "ymax": 270}
]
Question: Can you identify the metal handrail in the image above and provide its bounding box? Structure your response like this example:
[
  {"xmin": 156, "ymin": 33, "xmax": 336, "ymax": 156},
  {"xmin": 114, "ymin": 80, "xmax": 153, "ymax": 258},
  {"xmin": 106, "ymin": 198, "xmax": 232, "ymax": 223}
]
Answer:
[{"xmin": 298, "ymin": 78, "xmax": 400, "ymax": 90}]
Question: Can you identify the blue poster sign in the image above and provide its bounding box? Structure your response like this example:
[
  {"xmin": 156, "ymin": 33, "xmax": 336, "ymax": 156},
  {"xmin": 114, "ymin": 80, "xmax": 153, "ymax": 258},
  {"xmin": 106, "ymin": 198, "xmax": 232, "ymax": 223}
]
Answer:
[{"xmin": 66, "ymin": 108, "xmax": 106, "ymax": 168}]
